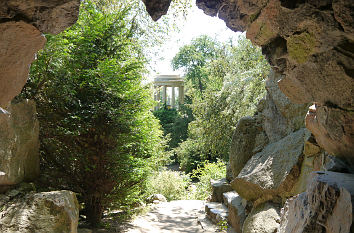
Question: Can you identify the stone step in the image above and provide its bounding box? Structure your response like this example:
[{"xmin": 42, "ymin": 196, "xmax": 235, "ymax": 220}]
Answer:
[
  {"xmin": 223, "ymin": 191, "xmax": 238, "ymax": 207},
  {"xmin": 223, "ymin": 191, "xmax": 246, "ymax": 233},
  {"xmin": 205, "ymin": 202, "xmax": 229, "ymax": 224}
]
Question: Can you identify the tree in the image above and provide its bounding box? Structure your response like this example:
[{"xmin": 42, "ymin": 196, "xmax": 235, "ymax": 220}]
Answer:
[
  {"xmin": 19, "ymin": 1, "xmax": 166, "ymax": 226},
  {"xmin": 172, "ymin": 35, "xmax": 223, "ymax": 94},
  {"xmin": 173, "ymin": 35, "xmax": 270, "ymax": 172}
]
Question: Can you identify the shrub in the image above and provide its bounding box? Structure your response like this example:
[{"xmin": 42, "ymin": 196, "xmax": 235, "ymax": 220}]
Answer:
[
  {"xmin": 174, "ymin": 138, "xmax": 208, "ymax": 173},
  {"xmin": 191, "ymin": 161, "xmax": 226, "ymax": 200},
  {"xmin": 145, "ymin": 170, "xmax": 191, "ymax": 201}
]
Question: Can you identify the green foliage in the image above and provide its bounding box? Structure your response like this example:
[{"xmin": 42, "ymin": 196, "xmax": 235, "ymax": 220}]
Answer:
[
  {"xmin": 145, "ymin": 161, "xmax": 225, "ymax": 201},
  {"xmin": 19, "ymin": 1, "xmax": 167, "ymax": 226},
  {"xmin": 173, "ymin": 35, "xmax": 269, "ymax": 171},
  {"xmin": 190, "ymin": 161, "xmax": 226, "ymax": 200},
  {"xmin": 172, "ymin": 35, "xmax": 223, "ymax": 94},
  {"xmin": 217, "ymin": 219, "xmax": 229, "ymax": 232},
  {"xmin": 145, "ymin": 170, "xmax": 191, "ymax": 201},
  {"xmin": 174, "ymin": 138, "xmax": 206, "ymax": 173},
  {"xmin": 153, "ymin": 105, "xmax": 191, "ymax": 149}
]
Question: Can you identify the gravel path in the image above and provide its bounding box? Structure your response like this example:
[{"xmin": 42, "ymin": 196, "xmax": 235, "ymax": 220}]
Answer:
[{"xmin": 123, "ymin": 200, "xmax": 218, "ymax": 233}]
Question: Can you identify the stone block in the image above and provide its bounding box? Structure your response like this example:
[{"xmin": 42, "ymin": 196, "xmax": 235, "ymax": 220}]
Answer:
[
  {"xmin": 210, "ymin": 178, "xmax": 233, "ymax": 203},
  {"xmin": 231, "ymin": 128, "xmax": 311, "ymax": 204},
  {"xmin": 223, "ymin": 191, "xmax": 246, "ymax": 233},
  {"xmin": 0, "ymin": 100, "xmax": 39, "ymax": 186},
  {"xmin": 242, "ymin": 202, "xmax": 280, "ymax": 233},
  {"xmin": 205, "ymin": 202, "xmax": 228, "ymax": 224}
]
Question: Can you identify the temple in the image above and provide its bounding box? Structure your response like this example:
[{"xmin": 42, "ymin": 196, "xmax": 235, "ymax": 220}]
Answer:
[{"xmin": 154, "ymin": 75, "xmax": 184, "ymax": 110}]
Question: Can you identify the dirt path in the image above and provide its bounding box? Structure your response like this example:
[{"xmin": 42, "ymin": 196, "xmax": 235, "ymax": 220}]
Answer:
[{"xmin": 123, "ymin": 200, "xmax": 218, "ymax": 233}]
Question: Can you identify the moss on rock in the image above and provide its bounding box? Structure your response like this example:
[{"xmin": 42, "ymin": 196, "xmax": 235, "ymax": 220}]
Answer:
[{"xmin": 287, "ymin": 32, "xmax": 317, "ymax": 64}]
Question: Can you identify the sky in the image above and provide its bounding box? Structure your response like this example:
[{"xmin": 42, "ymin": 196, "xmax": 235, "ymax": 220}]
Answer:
[{"xmin": 148, "ymin": 4, "xmax": 242, "ymax": 80}]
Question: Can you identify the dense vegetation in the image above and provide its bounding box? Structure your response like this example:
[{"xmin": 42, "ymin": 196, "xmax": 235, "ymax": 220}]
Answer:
[
  {"xmin": 19, "ymin": 1, "xmax": 168, "ymax": 226},
  {"xmin": 160, "ymin": 35, "xmax": 270, "ymax": 172}
]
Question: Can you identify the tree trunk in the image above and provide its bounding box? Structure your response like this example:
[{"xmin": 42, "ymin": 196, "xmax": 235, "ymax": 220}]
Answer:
[{"xmin": 85, "ymin": 195, "xmax": 104, "ymax": 226}]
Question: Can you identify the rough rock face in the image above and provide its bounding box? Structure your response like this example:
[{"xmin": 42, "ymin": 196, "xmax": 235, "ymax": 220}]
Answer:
[
  {"xmin": 142, "ymin": 0, "xmax": 172, "ymax": 21},
  {"xmin": 242, "ymin": 202, "xmax": 280, "ymax": 233},
  {"xmin": 278, "ymin": 171, "xmax": 354, "ymax": 233},
  {"xmin": 0, "ymin": 0, "xmax": 80, "ymax": 107},
  {"xmin": 306, "ymin": 103, "xmax": 354, "ymax": 162},
  {"xmin": 0, "ymin": 189, "xmax": 79, "ymax": 233},
  {"xmin": 262, "ymin": 70, "xmax": 309, "ymax": 143},
  {"xmin": 0, "ymin": 0, "xmax": 80, "ymax": 34},
  {"xmin": 0, "ymin": 100, "xmax": 39, "ymax": 187},
  {"xmin": 193, "ymin": 0, "xmax": 354, "ymax": 161},
  {"xmin": 231, "ymin": 128, "xmax": 311, "ymax": 204}
]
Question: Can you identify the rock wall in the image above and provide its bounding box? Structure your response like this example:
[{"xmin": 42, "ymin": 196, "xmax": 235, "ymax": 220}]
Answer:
[
  {"xmin": 227, "ymin": 70, "xmax": 329, "ymax": 231},
  {"xmin": 209, "ymin": 69, "xmax": 352, "ymax": 232}
]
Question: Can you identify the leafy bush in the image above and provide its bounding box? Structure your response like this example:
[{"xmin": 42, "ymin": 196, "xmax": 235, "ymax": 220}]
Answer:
[
  {"xmin": 145, "ymin": 170, "xmax": 191, "ymax": 201},
  {"xmin": 191, "ymin": 161, "xmax": 226, "ymax": 200}
]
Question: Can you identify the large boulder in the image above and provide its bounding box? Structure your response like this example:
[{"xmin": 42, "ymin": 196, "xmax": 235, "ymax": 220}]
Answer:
[
  {"xmin": 231, "ymin": 128, "xmax": 311, "ymax": 204},
  {"xmin": 242, "ymin": 202, "xmax": 280, "ymax": 233},
  {"xmin": 0, "ymin": 100, "xmax": 39, "ymax": 187},
  {"xmin": 0, "ymin": 190, "xmax": 79, "ymax": 233},
  {"xmin": 0, "ymin": 0, "xmax": 80, "ymax": 107},
  {"xmin": 229, "ymin": 116, "xmax": 266, "ymax": 178},
  {"xmin": 278, "ymin": 171, "xmax": 354, "ymax": 233}
]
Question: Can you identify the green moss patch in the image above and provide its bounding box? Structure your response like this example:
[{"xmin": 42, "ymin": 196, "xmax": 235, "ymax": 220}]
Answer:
[{"xmin": 287, "ymin": 32, "xmax": 317, "ymax": 64}]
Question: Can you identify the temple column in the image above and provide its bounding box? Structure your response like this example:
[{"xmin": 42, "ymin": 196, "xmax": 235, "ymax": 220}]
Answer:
[
  {"xmin": 178, "ymin": 86, "xmax": 184, "ymax": 105},
  {"xmin": 162, "ymin": 85, "xmax": 167, "ymax": 106},
  {"xmin": 171, "ymin": 86, "xmax": 175, "ymax": 108},
  {"xmin": 154, "ymin": 88, "xmax": 159, "ymax": 111}
]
